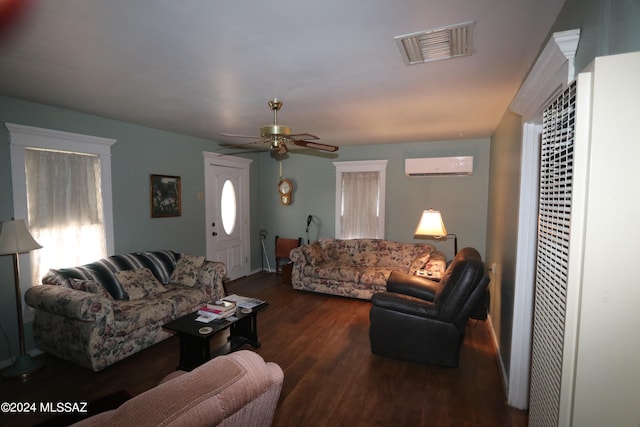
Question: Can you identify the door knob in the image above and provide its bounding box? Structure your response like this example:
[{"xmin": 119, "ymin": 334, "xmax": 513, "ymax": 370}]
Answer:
[{"xmin": 212, "ymin": 232, "xmax": 218, "ymax": 236}]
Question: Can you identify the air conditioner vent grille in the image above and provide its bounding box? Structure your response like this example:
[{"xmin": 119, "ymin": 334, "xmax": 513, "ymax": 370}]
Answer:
[{"xmin": 395, "ymin": 21, "xmax": 474, "ymax": 65}]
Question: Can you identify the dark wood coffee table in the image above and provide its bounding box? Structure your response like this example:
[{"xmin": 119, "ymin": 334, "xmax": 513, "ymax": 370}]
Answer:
[{"xmin": 162, "ymin": 301, "xmax": 268, "ymax": 371}]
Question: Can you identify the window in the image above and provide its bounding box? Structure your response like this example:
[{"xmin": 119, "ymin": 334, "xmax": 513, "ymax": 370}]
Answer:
[
  {"xmin": 8, "ymin": 124, "xmax": 116, "ymax": 287},
  {"xmin": 220, "ymin": 179, "xmax": 237, "ymax": 235},
  {"xmin": 333, "ymin": 160, "xmax": 387, "ymax": 239}
]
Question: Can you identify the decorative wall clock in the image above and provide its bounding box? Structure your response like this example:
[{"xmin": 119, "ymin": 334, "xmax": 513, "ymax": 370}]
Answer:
[{"xmin": 278, "ymin": 179, "xmax": 292, "ymax": 205}]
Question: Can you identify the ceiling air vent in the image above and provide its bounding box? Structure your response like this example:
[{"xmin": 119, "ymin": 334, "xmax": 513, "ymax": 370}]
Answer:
[{"xmin": 395, "ymin": 21, "xmax": 474, "ymax": 65}]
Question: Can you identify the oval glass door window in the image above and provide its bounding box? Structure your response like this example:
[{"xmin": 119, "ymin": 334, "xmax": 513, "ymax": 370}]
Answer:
[{"xmin": 221, "ymin": 180, "xmax": 237, "ymax": 235}]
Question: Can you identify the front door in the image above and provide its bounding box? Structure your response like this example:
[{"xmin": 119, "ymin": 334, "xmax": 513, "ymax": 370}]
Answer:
[{"xmin": 203, "ymin": 153, "xmax": 252, "ymax": 281}]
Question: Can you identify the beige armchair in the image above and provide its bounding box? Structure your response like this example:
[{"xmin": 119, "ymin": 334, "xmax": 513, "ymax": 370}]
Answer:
[{"xmin": 73, "ymin": 350, "xmax": 284, "ymax": 427}]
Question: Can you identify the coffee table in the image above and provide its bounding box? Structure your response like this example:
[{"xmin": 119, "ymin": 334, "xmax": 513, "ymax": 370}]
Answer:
[{"xmin": 162, "ymin": 301, "xmax": 268, "ymax": 371}]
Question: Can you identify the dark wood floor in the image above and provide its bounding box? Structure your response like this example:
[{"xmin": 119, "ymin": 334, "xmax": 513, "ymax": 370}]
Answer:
[{"xmin": 0, "ymin": 273, "xmax": 527, "ymax": 427}]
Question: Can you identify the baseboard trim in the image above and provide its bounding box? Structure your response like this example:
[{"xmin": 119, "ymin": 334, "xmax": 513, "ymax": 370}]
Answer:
[{"xmin": 486, "ymin": 315, "xmax": 509, "ymax": 399}]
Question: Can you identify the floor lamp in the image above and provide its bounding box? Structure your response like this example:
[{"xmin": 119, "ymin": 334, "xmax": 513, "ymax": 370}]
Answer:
[
  {"xmin": 414, "ymin": 209, "xmax": 458, "ymax": 255},
  {"xmin": 0, "ymin": 219, "xmax": 44, "ymax": 379}
]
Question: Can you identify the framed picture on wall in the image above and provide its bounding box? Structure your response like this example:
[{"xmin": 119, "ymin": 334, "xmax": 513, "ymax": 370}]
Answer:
[{"xmin": 150, "ymin": 174, "xmax": 181, "ymax": 218}]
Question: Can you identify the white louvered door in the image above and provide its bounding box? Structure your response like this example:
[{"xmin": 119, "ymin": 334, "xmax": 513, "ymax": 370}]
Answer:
[
  {"xmin": 529, "ymin": 81, "xmax": 576, "ymax": 427},
  {"xmin": 528, "ymin": 52, "xmax": 640, "ymax": 427}
]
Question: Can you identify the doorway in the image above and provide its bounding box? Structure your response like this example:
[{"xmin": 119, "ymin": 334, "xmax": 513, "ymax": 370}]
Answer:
[{"xmin": 203, "ymin": 153, "xmax": 252, "ymax": 281}]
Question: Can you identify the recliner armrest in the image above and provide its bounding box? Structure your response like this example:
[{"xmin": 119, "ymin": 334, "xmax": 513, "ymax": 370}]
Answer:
[
  {"xmin": 371, "ymin": 292, "xmax": 439, "ymax": 318},
  {"xmin": 386, "ymin": 271, "xmax": 439, "ymax": 301}
]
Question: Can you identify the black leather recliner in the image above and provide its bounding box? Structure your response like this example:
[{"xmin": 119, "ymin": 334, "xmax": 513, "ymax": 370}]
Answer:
[{"xmin": 369, "ymin": 247, "xmax": 490, "ymax": 367}]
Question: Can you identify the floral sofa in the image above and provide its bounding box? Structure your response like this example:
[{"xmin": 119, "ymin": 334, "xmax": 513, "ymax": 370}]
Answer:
[
  {"xmin": 289, "ymin": 238, "xmax": 446, "ymax": 300},
  {"xmin": 24, "ymin": 250, "xmax": 226, "ymax": 372}
]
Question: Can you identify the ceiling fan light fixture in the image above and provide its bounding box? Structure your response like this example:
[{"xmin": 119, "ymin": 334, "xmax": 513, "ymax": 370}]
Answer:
[
  {"xmin": 270, "ymin": 136, "xmax": 288, "ymax": 153},
  {"xmin": 395, "ymin": 21, "xmax": 474, "ymax": 65},
  {"xmin": 261, "ymin": 124, "xmax": 291, "ymax": 137}
]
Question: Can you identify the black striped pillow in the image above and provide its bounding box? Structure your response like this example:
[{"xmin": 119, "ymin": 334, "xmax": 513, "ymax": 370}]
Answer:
[
  {"xmin": 133, "ymin": 251, "xmax": 178, "ymax": 284},
  {"xmin": 41, "ymin": 251, "xmax": 179, "ymax": 300}
]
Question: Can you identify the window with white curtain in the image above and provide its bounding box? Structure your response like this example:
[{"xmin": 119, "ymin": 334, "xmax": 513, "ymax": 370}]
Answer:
[
  {"xmin": 25, "ymin": 149, "xmax": 108, "ymax": 286},
  {"xmin": 333, "ymin": 160, "xmax": 387, "ymax": 239},
  {"xmin": 7, "ymin": 124, "xmax": 116, "ymax": 288}
]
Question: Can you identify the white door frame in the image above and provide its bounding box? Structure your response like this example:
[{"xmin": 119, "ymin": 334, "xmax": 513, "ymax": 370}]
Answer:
[
  {"xmin": 507, "ymin": 29, "xmax": 580, "ymax": 408},
  {"xmin": 203, "ymin": 152, "xmax": 252, "ymax": 280},
  {"xmin": 508, "ymin": 122, "xmax": 541, "ymax": 408}
]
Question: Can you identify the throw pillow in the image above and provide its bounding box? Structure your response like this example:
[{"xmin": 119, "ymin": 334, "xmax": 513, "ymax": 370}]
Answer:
[
  {"xmin": 302, "ymin": 242, "xmax": 326, "ymax": 266},
  {"xmin": 70, "ymin": 278, "xmax": 113, "ymax": 299},
  {"xmin": 170, "ymin": 254, "xmax": 206, "ymax": 287},
  {"xmin": 42, "ymin": 269, "xmax": 73, "ymax": 288},
  {"xmin": 409, "ymin": 253, "xmax": 431, "ymax": 275},
  {"xmin": 115, "ymin": 268, "xmax": 165, "ymax": 300}
]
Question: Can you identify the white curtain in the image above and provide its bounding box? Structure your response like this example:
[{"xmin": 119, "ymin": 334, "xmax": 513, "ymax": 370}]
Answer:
[
  {"xmin": 25, "ymin": 149, "xmax": 107, "ymax": 286},
  {"xmin": 340, "ymin": 171, "xmax": 380, "ymax": 239}
]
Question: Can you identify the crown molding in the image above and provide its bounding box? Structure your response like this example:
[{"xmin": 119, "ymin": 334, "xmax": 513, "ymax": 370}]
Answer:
[{"xmin": 510, "ymin": 29, "xmax": 580, "ymax": 120}]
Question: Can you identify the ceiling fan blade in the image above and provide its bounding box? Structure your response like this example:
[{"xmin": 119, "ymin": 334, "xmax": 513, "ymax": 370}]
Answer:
[
  {"xmin": 219, "ymin": 141, "xmax": 262, "ymax": 149},
  {"xmin": 288, "ymin": 133, "xmax": 320, "ymax": 141},
  {"xmin": 292, "ymin": 140, "xmax": 339, "ymax": 152},
  {"xmin": 217, "ymin": 132, "xmax": 262, "ymax": 139},
  {"xmin": 216, "ymin": 149, "xmax": 269, "ymax": 157}
]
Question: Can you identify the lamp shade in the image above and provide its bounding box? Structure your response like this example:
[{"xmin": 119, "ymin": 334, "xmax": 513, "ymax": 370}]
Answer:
[
  {"xmin": 0, "ymin": 219, "xmax": 42, "ymax": 255},
  {"xmin": 414, "ymin": 209, "xmax": 447, "ymax": 238}
]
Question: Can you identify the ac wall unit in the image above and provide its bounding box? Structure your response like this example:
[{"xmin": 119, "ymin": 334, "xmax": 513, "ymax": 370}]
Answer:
[{"xmin": 405, "ymin": 156, "xmax": 473, "ymax": 176}]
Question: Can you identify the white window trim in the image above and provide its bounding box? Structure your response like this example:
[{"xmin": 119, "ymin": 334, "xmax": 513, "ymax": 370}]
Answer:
[
  {"xmin": 7, "ymin": 123, "xmax": 117, "ymax": 255},
  {"xmin": 333, "ymin": 160, "xmax": 388, "ymax": 239}
]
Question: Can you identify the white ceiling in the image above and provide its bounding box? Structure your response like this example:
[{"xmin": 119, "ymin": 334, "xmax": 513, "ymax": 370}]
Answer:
[{"xmin": 0, "ymin": 0, "xmax": 566, "ymax": 150}]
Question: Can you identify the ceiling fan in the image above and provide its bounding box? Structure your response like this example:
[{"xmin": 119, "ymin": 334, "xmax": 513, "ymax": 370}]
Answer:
[{"xmin": 218, "ymin": 99, "xmax": 339, "ymax": 155}]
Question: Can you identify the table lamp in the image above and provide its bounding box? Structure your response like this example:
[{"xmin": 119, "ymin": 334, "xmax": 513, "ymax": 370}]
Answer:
[{"xmin": 414, "ymin": 209, "xmax": 458, "ymax": 254}]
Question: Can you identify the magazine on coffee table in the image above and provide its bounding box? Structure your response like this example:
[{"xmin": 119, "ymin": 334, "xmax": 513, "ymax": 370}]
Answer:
[{"xmin": 222, "ymin": 294, "xmax": 265, "ymax": 309}]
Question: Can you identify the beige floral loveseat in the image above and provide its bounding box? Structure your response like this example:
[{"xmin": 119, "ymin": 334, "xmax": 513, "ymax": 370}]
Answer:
[
  {"xmin": 290, "ymin": 238, "xmax": 446, "ymax": 300},
  {"xmin": 25, "ymin": 250, "xmax": 226, "ymax": 371}
]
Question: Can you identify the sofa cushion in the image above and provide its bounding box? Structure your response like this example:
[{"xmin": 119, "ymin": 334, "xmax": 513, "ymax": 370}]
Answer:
[
  {"xmin": 115, "ymin": 268, "xmax": 167, "ymax": 300},
  {"xmin": 305, "ymin": 263, "xmax": 363, "ymax": 282},
  {"xmin": 41, "ymin": 251, "xmax": 179, "ymax": 300},
  {"xmin": 170, "ymin": 254, "xmax": 205, "ymax": 287},
  {"xmin": 301, "ymin": 242, "xmax": 326, "ymax": 266},
  {"xmin": 112, "ymin": 298, "xmax": 174, "ymax": 335},
  {"xmin": 70, "ymin": 278, "xmax": 113, "ymax": 300},
  {"xmin": 351, "ymin": 249, "xmax": 379, "ymax": 266},
  {"xmin": 359, "ymin": 268, "xmax": 392, "ymax": 286},
  {"xmin": 160, "ymin": 285, "xmax": 209, "ymax": 314},
  {"xmin": 42, "ymin": 262, "xmax": 127, "ymax": 300},
  {"xmin": 424, "ymin": 252, "xmax": 448, "ymax": 279},
  {"xmin": 376, "ymin": 241, "xmax": 410, "ymax": 268},
  {"xmin": 42, "ymin": 269, "xmax": 73, "ymax": 288},
  {"xmin": 324, "ymin": 239, "xmax": 380, "ymax": 266},
  {"xmin": 319, "ymin": 237, "xmax": 340, "ymax": 260},
  {"xmin": 133, "ymin": 251, "xmax": 179, "ymax": 285},
  {"xmin": 409, "ymin": 252, "xmax": 432, "ymax": 275}
]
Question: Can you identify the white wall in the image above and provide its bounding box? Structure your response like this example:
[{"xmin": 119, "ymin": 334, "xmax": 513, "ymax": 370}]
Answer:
[{"xmin": 567, "ymin": 52, "xmax": 640, "ymax": 427}]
